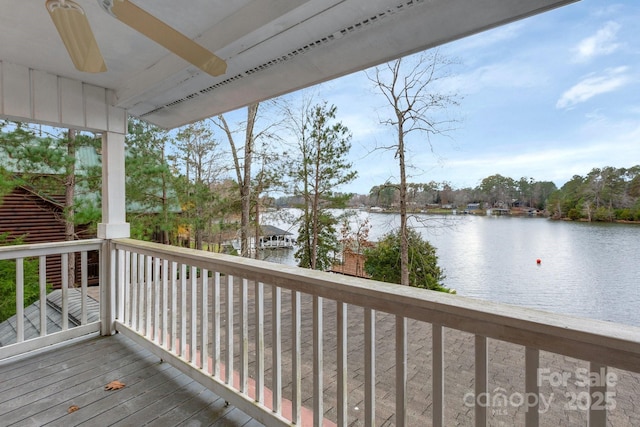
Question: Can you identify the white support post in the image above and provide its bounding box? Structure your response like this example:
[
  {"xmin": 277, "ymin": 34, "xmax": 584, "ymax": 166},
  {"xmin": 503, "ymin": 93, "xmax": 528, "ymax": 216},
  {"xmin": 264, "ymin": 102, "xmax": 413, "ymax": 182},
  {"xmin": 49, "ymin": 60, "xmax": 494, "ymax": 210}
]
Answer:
[
  {"xmin": 100, "ymin": 241, "xmax": 116, "ymax": 335},
  {"xmin": 97, "ymin": 131, "xmax": 129, "ymax": 240},
  {"xmin": 97, "ymin": 131, "xmax": 128, "ymax": 336}
]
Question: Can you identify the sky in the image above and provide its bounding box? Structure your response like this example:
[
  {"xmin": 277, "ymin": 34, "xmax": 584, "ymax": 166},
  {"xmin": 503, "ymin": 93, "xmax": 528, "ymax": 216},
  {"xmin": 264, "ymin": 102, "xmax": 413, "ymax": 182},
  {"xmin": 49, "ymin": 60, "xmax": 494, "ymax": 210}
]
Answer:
[{"xmin": 255, "ymin": 0, "xmax": 640, "ymax": 195}]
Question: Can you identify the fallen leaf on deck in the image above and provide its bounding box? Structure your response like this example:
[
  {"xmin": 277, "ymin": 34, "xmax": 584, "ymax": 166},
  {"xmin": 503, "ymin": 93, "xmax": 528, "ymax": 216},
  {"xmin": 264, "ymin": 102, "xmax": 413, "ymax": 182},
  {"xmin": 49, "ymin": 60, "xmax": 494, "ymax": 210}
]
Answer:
[
  {"xmin": 68, "ymin": 405, "xmax": 79, "ymax": 413},
  {"xmin": 105, "ymin": 380, "xmax": 126, "ymax": 390}
]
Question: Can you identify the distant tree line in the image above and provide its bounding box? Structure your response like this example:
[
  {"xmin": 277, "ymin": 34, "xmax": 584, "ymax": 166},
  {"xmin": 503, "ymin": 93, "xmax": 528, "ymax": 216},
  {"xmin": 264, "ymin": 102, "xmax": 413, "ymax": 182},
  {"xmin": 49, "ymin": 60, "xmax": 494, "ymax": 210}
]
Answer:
[
  {"xmin": 547, "ymin": 166, "xmax": 640, "ymax": 221},
  {"xmin": 363, "ymin": 176, "xmax": 558, "ymax": 211},
  {"xmin": 274, "ymin": 166, "xmax": 640, "ymax": 223}
]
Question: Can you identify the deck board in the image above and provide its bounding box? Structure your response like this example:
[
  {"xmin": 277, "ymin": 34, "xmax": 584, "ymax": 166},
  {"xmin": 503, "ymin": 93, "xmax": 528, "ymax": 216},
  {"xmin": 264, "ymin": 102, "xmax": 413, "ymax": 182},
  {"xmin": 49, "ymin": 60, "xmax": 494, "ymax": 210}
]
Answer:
[{"xmin": 0, "ymin": 334, "xmax": 263, "ymax": 427}]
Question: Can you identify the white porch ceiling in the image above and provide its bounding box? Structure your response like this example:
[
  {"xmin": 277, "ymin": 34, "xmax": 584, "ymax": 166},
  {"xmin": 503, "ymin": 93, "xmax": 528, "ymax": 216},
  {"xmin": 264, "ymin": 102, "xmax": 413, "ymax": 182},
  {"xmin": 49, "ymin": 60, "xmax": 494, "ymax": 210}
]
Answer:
[{"xmin": 1, "ymin": 0, "xmax": 578, "ymax": 130}]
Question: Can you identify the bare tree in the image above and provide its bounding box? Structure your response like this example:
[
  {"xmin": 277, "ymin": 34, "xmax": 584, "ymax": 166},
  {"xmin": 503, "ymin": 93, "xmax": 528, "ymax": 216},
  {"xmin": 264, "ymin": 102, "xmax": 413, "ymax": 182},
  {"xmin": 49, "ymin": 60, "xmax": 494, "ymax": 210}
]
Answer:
[
  {"xmin": 367, "ymin": 50, "xmax": 460, "ymax": 286},
  {"xmin": 214, "ymin": 104, "xmax": 258, "ymax": 257},
  {"xmin": 212, "ymin": 103, "xmax": 280, "ymax": 257}
]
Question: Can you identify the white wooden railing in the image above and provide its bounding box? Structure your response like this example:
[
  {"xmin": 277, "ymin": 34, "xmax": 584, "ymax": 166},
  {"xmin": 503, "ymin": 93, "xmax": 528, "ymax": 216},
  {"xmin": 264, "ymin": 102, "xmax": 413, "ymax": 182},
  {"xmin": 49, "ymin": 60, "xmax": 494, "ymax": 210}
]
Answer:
[
  {"xmin": 111, "ymin": 238, "xmax": 640, "ymax": 427},
  {"xmin": 2, "ymin": 238, "xmax": 639, "ymax": 425},
  {"xmin": 0, "ymin": 239, "xmax": 103, "ymax": 361}
]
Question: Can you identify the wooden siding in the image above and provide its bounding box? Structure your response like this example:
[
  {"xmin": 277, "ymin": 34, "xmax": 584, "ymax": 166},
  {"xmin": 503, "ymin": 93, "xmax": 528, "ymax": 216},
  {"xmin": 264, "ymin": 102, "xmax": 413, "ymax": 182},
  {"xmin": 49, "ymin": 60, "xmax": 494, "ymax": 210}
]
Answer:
[
  {"xmin": 331, "ymin": 251, "xmax": 370, "ymax": 278},
  {"xmin": 0, "ymin": 186, "xmax": 98, "ymax": 287}
]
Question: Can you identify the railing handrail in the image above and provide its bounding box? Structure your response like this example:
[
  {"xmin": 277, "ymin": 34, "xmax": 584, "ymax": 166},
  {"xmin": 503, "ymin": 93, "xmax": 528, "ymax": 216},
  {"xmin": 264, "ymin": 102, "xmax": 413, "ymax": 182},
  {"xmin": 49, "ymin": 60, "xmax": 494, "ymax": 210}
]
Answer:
[
  {"xmin": 113, "ymin": 238, "xmax": 640, "ymax": 373},
  {"xmin": 0, "ymin": 239, "xmax": 103, "ymax": 361},
  {"xmin": 0, "ymin": 238, "xmax": 103, "ymax": 260}
]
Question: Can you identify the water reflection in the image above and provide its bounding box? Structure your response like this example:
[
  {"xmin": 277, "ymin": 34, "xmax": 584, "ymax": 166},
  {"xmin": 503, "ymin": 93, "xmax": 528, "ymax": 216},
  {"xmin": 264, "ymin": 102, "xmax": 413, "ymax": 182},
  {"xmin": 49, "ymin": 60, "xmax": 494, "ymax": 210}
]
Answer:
[{"xmin": 259, "ymin": 209, "xmax": 640, "ymax": 326}]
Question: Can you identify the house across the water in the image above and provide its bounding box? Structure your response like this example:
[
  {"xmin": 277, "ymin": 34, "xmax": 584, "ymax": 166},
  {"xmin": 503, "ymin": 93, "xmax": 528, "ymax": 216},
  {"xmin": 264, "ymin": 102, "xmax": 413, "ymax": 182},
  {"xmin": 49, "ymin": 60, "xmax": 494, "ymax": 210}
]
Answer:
[
  {"xmin": 258, "ymin": 225, "xmax": 295, "ymax": 249},
  {"xmin": 231, "ymin": 224, "xmax": 295, "ymax": 251}
]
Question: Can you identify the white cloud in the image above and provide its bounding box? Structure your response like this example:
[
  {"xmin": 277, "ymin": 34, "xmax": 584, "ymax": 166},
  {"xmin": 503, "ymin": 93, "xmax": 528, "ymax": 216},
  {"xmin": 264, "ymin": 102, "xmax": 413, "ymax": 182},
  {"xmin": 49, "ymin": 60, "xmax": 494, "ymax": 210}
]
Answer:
[
  {"xmin": 451, "ymin": 21, "xmax": 524, "ymax": 53},
  {"xmin": 448, "ymin": 60, "xmax": 548, "ymax": 95},
  {"xmin": 556, "ymin": 66, "xmax": 631, "ymax": 109},
  {"xmin": 572, "ymin": 21, "xmax": 621, "ymax": 63}
]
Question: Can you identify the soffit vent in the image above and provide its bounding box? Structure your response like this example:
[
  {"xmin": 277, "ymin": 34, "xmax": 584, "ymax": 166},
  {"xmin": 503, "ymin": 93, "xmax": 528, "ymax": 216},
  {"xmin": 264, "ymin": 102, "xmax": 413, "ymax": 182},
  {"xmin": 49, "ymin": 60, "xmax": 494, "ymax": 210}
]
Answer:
[{"xmin": 141, "ymin": 0, "xmax": 424, "ymax": 119}]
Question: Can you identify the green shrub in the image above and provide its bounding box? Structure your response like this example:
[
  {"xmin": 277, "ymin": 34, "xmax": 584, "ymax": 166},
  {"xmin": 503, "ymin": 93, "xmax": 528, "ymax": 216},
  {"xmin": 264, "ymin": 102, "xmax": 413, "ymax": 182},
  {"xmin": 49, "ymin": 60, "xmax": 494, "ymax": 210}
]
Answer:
[
  {"xmin": 0, "ymin": 234, "xmax": 44, "ymax": 322},
  {"xmin": 0, "ymin": 259, "xmax": 44, "ymax": 322},
  {"xmin": 567, "ymin": 208, "xmax": 581, "ymax": 220},
  {"xmin": 364, "ymin": 228, "xmax": 451, "ymax": 292}
]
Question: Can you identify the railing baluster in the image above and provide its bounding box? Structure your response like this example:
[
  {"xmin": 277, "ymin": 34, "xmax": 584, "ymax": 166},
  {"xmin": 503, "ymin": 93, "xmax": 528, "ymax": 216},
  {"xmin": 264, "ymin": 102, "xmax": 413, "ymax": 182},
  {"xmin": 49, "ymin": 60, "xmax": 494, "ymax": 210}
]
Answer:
[
  {"xmin": 131, "ymin": 252, "xmax": 138, "ymax": 330},
  {"xmin": 396, "ymin": 315, "xmax": 407, "ymax": 427},
  {"xmin": 124, "ymin": 251, "xmax": 131, "ymax": 325},
  {"xmin": 154, "ymin": 257, "xmax": 160, "ymax": 344},
  {"xmin": 240, "ymin": 278, "xmax": 248, "ymax": 393},
  {"xmin": 180, "ymin": 263, "xmax": 187, "ymax": 359},
  {"xmin": 201, "ymin": 269, "xmax": 208, "ymax": 370},
  {"xmin": 61, "ymin": 254, "xmax": 68, "ymax": 331},
  {"xmin": 213, "ymin": 271, "xmax": 221, "ymax": 377},
  {"xmin": 81, "ymin": 251, "xmax": 88, "ymax": 324},
  {"xmin": 191, "ymin": 266, "xmax": 197, "ymax": 365},
  {"xmin": 114, "ymin": 249, "xmax": 123, "ymax": 324},
  {"xmin": 589, "ymin": 362, "xmax": 607, "ymax": 427},
  {"xmin": 226, "ymin": 275, "xmax": 234, "ymax": 386},
  {"xmin": 0, "ymin": 241, "xmax": 101, "ymax": 353},
  {"xmin": 170, "ymin": 261, "xmax": 178, "ymax": 353},
  {"xmin": 292, "ymin": 290, "xmax": 301, "ymax": 424},
  {"xmin": 39, "ymin": 255, "xmax": 47, "ymax": 337},
  {"xmin": 272, "ymin": 284, "xmax": 282, "ymax": 413},
  {"xmin": 525, "ymin": 347, "xmax": 539, "ymax": 427},
  {"xmin": 337, "ymin": 301, "xmax": 347, "ymax": 427},
  {"xmin": 365, "ymin": 307, "xmax": 375, "ymax": 426},
  {"xmin": 433, "ymin": 324, "xmax": 444, "ymax": 427},
  {"xmin": 137, "ymin": 253, "xmax": 144, "ymax": 332},
  {"xmin": 146, "ymin": 255, "xmax": 152, "ymax": 338},
  {"xmin": 162, "ymin": 259, "xmax": 168, "ymax": 348},
  {"xmin": 16, "ymin": 258, "xmax": 24, "ymax": 343},
  {"xmin": 255, "ymin": 282, "xmax": 265, "ymax": 405},
  {"xmin": 475, "ymin": 335, "xmax": 488, "ymax": 427},
  {"xmin": 313, "ymin": 295, "xmax": 324, "ymax": 427}
]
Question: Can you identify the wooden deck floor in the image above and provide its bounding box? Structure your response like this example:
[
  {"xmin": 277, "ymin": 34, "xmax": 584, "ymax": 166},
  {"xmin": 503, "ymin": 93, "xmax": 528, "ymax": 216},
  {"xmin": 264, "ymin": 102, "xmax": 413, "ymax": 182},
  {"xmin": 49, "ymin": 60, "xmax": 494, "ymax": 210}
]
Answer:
[{"xmin": 0, "ymin": 333, "xmax": 264, "ymax": 427}]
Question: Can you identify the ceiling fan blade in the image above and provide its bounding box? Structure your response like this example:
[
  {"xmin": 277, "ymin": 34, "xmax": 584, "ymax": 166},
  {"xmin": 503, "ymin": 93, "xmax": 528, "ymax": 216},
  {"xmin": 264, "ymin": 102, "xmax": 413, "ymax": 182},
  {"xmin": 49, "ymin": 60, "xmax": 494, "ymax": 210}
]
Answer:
[
  {"xmin": 46, "ymin": 0, "xmax": 106, "ymax": 73},
  {"xmin": 103, "ymin": 0, "xmax": 227, "ymax": 77}
]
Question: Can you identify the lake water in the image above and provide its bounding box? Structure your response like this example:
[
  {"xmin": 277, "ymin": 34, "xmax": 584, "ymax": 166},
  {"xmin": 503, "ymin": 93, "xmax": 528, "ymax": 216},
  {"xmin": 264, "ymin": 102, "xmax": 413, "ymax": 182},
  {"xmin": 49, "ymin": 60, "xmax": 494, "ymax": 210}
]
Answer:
[{"xmin": 259, "ymin": 210, "xmax": 640, "ymax": 327}]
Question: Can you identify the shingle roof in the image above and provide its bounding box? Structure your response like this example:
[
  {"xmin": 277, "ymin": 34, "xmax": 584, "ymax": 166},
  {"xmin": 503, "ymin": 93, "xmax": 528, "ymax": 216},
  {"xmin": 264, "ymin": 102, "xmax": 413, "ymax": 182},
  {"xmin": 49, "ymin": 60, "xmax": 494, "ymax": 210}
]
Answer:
[{"xmin": 0, "ymin": 288, "xmax": 100, "ymax": 347}]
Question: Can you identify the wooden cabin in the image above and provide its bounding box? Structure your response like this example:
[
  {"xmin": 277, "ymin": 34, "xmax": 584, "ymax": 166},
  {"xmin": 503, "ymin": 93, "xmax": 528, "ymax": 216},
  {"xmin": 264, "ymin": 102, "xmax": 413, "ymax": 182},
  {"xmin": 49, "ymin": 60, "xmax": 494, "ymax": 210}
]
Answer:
[{"xmin": 0, "ymin": 185, "xmax": 98, "ymax": 288}]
